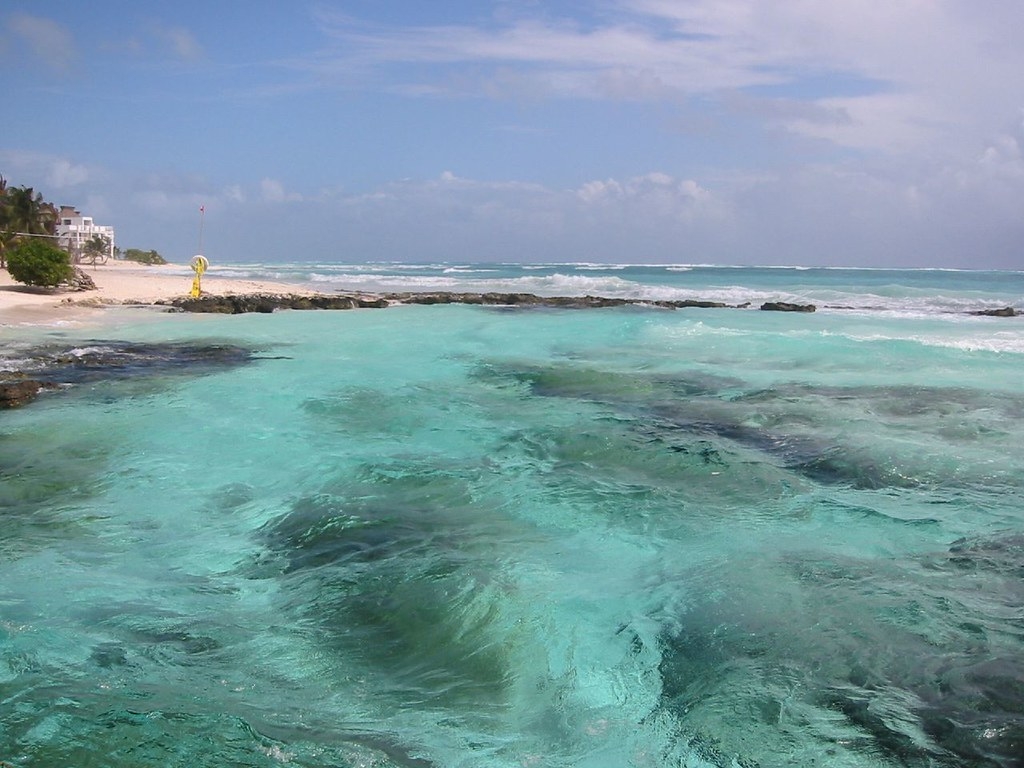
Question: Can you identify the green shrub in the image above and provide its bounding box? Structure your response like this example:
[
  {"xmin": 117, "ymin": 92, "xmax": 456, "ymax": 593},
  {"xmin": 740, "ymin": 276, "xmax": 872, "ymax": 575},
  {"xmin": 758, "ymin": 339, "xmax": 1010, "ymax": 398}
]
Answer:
[
  {"xmin": 122, "ymin": 248, "xmax": 167, "ymax": 265},
  {"xmin": 6, "ymin": 239, "xmax": 74, "ymax": 287}
]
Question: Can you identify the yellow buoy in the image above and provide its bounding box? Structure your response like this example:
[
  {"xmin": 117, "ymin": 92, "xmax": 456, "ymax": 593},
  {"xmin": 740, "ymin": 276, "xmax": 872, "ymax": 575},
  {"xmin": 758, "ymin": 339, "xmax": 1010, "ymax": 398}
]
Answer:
[{"xmin": 189, "ymin": 254, "xmax": 209, "ymax": 297}]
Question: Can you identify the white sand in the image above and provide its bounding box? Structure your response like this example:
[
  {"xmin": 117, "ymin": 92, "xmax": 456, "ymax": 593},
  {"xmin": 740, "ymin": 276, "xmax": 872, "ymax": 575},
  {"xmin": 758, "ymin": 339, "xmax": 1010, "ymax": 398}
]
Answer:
[{"xmin": 0, "ymin": 261, "xmax": 311, "ymax": 326}]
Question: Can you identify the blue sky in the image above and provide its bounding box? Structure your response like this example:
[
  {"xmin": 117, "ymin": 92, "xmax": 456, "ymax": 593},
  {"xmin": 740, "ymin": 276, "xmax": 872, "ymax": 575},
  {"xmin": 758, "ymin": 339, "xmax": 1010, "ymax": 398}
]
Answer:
[{"xmin": 2, "ymin": 1, "xmax": 1023, "ymax": 268}]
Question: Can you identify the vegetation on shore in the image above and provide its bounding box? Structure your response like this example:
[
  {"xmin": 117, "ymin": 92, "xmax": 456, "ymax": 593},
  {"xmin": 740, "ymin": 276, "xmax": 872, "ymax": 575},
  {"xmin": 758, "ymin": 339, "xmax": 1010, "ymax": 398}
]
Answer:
[
  {"xmin": 6, "ymin": 239, "xmax": 75, "ymax": 288},
  {"xmin": 0, "ymin": 174, "xmax": 58, "ymax": 272},
  {"xmin": 121, "ymin": 248, "xmax": 167, "ymax": 265},
  {"xmin": 1, "ymin": 173, "xmax": 167, "ymax": 286}
]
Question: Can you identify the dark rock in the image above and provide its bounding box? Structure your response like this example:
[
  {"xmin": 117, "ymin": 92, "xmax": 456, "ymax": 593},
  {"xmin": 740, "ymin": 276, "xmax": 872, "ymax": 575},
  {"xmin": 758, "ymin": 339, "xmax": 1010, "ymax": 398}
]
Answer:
[
  {"xmin": 164, "ymin": 293, "xmax": 379, "ymax": 313},
  {"xmin": 760, "ymin": 301, "xmax": 816, "ymax": 312},
  {"xmin": 0, "ymin": 341, "xmax": 258, "ymax": 410},
  {"xmin": 385, "ymin": 291, "xmax": 588, "ymax": 308},
  {"xmin": 254, "ymin": 471, "xmax": 519, "ymax": 713},
  {"xmin": 32, "ymin": 341, "xmax": 255, "ymax": 383},
  {"xmin": 166, "ymin": 291, "xmax": 740, "ymax": 314},
  {"xmin": 818, "ymin": 690, "xmax": 930, "ymax": 762},
  {"xmin": 0, "ymin": 378, "xmax": 54, "ymax": 408},
  {"xmin": 64, "ymin": 267, "xmax": 98, "ymax": 292},
  {"xmin": 90, "ymin": 642, "xmax": 129, "ymax": 668},
  {"xmin": 944, "ymin": 533, "xmax": 1024, "ymax": 578},
  {"xmin": 969, "ymin": 306, "xmax": 1017, "ymax": 317},
  {"xmin": 657, "ymin": 299, "xmax": 729, "ymax": 309},
  {"xmin": 387, "ymin": 292, "xmax": 720, "ymax": 309},
  {"xmin": 657, "ymin": 533, "xmax": 1024, "ymax": 768}
]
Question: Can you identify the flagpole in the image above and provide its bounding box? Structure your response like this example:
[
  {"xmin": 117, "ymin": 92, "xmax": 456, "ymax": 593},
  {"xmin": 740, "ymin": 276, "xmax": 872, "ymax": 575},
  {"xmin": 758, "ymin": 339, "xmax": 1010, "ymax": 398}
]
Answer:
[{"xmin": 197, "ymin": 205, "xmax": 205, "ymax": 255}]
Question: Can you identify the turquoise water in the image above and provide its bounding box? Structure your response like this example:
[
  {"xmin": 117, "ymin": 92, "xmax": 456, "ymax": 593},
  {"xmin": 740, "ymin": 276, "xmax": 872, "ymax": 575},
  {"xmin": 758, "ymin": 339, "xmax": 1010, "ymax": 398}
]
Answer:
[{"xmin": 1, "ymin": 265, "xmax": 1022, "ymax": 766}]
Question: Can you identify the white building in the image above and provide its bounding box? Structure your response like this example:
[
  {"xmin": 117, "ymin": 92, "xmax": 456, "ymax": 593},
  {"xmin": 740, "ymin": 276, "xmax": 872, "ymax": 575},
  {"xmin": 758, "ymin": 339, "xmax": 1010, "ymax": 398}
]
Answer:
[{"xmin": 55, "ymin": 206, "xmax": 116, "ymax": 261}]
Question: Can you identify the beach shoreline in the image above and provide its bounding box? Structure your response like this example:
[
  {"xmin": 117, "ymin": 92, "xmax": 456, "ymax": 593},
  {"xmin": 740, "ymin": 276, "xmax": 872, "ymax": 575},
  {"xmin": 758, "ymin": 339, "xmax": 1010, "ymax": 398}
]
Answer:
[
  {"xmin": 2, "ymin": 260, "xmax": 1019, "ymax": 329},
  {"xmin": 0, "ymin": 260, "xmax": 316, "ymax": 327}
]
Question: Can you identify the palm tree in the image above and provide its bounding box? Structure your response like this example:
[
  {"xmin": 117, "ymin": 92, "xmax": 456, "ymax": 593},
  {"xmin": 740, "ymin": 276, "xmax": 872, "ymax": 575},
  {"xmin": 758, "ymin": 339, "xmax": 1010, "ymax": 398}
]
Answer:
[
  {"xmin": 82, "ymin": 234, "xmax": 111, "ymax": 265},
  {"xmin": 0, "ymin": 184, "xmax": 58, "ymax": 270},
  {"xmin": 0, "ymin": 175, "xmax": 9, "ymax": 269},
  {"xmin": 2, "ymin": 186, "xmax": 57, "ymax": 236}
]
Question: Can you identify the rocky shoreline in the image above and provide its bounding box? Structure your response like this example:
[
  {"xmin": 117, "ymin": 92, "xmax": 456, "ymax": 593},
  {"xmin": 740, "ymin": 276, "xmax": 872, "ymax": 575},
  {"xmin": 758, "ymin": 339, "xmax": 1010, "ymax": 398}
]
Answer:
[
  {"xmin": 158, "ymin": 291, "xmax": 741, "ymax": 313},
  {"xmin": 156, "ymin": 291, "xmax": 1019, "ymax": 317}
]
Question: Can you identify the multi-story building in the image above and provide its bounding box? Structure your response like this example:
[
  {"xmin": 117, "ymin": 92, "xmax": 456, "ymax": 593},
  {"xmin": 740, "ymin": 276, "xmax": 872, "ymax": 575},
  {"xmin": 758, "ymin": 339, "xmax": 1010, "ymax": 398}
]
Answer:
[{"xmin": 55, "ymin": 206, "xmax": 116, "ymax": 261}]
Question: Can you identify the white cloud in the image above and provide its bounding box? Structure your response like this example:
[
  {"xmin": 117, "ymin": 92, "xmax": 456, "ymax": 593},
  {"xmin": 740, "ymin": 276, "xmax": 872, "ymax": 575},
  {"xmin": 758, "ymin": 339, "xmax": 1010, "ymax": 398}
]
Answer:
[
  {"xmin": 0, "ymin": 150, "xmax": 91, "ymax": 193},
  {"xmin": 311, "ymin": 10, "xmax": 782, "ymax": 98},
  {"xmin": 781, "ymin": 93, "xmax": 947, "ymax": 153},
  {"xmin": 39, "ymin": 159, "xmax": 1022, "ymax": 268},
  {"xmin": 47, "ymin": 158, "xmax": 90, "ymax": 189},
  {"xmin": 307, "ymin": 1, "xmax": 1024, "ymax": 162},
  {"xmin": 576, "ymin": 173, "xmax": 721, "ymax": 222},
  {"xmin": 260, "ymin": 178, "xmax": 302, "ymax": 203},
  {"xmin": 578, "ymin": 178, "xmax": 623, "ymax": 203},
  {"xmin": 975, "ymin": 112, "xmax": 1024, "ymax": 182},
  {"xmin": 5, "ymin": 0, "xmax": 1021, "ymax": 270},
  {"xmin": 224, "ymin": 184, "xmax": 246, "ymax": 203},
  {"xmin": 160, "ymin": 25, "xmax": 203, "ymax": 60},
  {"xmin": 6, "ymin": 13, "xmax": 75, "ymax": 70},
  {"xmin": 251, "ymin": 170, "xmax": 730, "ymax": 264}
]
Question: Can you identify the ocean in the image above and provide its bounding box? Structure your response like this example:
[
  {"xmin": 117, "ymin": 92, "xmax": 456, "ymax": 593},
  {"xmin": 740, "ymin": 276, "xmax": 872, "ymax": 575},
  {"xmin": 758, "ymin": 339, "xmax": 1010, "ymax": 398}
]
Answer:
[{"xmin": 1, "ymin": 263, "xmax": 1022, "ymax": 767}]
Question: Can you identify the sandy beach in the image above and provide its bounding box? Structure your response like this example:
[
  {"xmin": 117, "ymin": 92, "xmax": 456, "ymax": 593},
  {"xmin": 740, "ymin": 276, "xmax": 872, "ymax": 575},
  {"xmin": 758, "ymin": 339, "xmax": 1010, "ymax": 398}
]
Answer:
[{"xmin": 0, "ymin": 260, "xmax": 310, "ymax": 326}]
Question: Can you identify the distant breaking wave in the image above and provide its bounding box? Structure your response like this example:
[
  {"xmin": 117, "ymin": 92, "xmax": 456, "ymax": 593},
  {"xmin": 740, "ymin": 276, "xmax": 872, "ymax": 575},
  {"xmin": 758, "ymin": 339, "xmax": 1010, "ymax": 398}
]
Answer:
[{"xmin": 203, "ymin": 261, "xmax": 1023, "ymax": 321}]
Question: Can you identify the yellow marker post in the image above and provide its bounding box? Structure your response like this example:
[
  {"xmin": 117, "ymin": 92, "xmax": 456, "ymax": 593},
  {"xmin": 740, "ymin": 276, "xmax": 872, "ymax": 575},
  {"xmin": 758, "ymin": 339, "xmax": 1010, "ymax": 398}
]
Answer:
[{"xmin": 190, "ymin": 254, "xmax": 209, "ymax": 297}]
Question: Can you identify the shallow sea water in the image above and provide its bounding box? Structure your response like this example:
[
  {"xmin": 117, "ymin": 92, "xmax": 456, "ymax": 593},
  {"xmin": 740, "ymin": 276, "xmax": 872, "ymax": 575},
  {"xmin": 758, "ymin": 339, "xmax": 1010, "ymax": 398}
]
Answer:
[{"xmin": 1, "ymin": 286, "xmax": 1023, "ymax": 766}]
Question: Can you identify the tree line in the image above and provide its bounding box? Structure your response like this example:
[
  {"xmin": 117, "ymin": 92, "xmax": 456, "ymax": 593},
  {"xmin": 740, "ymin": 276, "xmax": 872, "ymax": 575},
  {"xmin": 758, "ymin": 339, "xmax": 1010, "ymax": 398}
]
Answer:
[
  {"xmin": 0, "ymin": 174, "xmax": 59, "ymax": 271},
  {"xmin": 1, "ymin": 175, "xmax": 166, "ymax": 286}
]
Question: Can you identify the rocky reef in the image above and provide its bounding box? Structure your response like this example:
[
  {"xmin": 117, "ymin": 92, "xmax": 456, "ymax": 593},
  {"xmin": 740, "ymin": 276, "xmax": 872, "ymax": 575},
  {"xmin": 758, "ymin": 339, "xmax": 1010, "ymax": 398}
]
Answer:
[
  {"xmin": 760, "ymin": 301, "xmax": 816, "ymax": 312},
  {"xmin": 162, "ymin": 291, "xmax": 734, "ymax": 314},
  {"xmin": 159, "ymin": 291, "xmax": 1018, "ymax": 317},
  {"xmin": 969, "ymin": 306, "xmax": 1017, "ymax": 317},
  {"xmin": 0, "ymin": 341, "xmax": 256, "ymax": 409}
]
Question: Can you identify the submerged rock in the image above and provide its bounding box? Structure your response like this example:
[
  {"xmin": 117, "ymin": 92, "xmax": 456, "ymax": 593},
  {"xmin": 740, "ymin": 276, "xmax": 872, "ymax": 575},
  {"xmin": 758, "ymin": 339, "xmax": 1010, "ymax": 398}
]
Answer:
[
  {"xmin": 657, "ymin": 534, "xmax": 1024, "ymax": 768},
  {"xmin": 0, "ymin": 378, "xmax": 56, "ymax": 408},
  {"xmin": 760, "ymin": 301, "xmax": 816, "ymax": 312},
  {"xmin": 659, "ymin": 536, "xmax": 1024, "ymax": 768},
  {"xmin": 0, "ymin": 340, "xmax": 258, "ymax": 409},
  {"xmin": 252, "ymin": 468, "xmax": 532, "ymax": 715},
  {"xmin": 969, "ymin": 306, "xmax": 1018, "ymax": 317},
  {"xmin": 943, "ymin": 532, "xmax": 1024, "ymax": 578}
]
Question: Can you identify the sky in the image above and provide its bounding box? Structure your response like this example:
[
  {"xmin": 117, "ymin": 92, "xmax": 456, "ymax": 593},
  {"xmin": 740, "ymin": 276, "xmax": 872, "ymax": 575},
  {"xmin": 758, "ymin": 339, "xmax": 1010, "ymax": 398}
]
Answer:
[{"xmin": 2, "ymin": 1, "xmax": 1023, "ymax": 269}]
